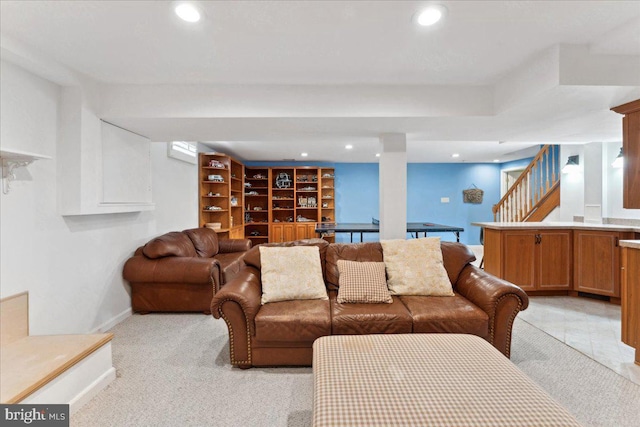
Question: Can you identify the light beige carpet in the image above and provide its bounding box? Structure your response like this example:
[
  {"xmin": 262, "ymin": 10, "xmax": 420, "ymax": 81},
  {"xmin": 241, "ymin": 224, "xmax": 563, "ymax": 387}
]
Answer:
[{"xmin": 72, "ymin": 314, "xmax": 640, "ymax": 427}]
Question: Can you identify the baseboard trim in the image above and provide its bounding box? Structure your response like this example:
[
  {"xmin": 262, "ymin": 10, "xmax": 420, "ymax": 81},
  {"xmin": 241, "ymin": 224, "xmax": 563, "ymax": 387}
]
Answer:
[
  {"xmin": 90, "ymin": 307, "xmax": 132, "ymax": 334},
  {"xmin": 69, "ymin": 366, "xmax": 116, "ymax": 413}
]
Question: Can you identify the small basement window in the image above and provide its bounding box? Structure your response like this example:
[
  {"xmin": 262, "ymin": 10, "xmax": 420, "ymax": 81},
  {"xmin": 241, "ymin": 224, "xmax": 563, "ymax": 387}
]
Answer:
[{"xmin": 168, "ymin": 141, "xmax": 197, "ymax": 164}]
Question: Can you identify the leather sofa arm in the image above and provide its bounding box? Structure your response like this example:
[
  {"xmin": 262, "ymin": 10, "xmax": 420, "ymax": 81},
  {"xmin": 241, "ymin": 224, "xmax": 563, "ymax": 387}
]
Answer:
[
  {"xmin": 123, "ymin": 256, "xmax": 221, "ymax": 288},
  {"xmin": 210, "ymin": 266, "xmax": 262, "ymax": 334},
  {"xmin": 219, "ymin": 239, "xmax": 252, "ymax": 253},
  {"xmin": 210, "ymin": 266, "xmax": 261, "ymax": 367},
  {"xmin": 455, "ymin": 264, "xmax": 529, "ymax": 358}
]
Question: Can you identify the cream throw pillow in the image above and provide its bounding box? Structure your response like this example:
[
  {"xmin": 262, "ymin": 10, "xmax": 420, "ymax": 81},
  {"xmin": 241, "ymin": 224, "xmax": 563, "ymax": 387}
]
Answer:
[
  {"xmin": 380, "ymin": 237, "xmax": 454, "ymax": 296},
  {"xmin": 259, "ymin": 246, "xmax": 328, "ymax": 304}
]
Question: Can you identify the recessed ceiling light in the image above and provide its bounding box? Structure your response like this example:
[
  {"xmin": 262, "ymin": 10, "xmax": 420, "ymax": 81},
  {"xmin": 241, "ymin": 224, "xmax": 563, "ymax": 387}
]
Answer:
[
  {"xmin": 301, "ymin": 152, "xmax": 308, "ymax": 157},
  {"xmin": 175, "ymin": 3, "xmax": 201, "ymax": 22},
  {"xmin": 416, "ymin": 5, "xmax": 447, "ymax": 27},
  {"xmin": 451, "ymin": 153, "xmax": 460, "ymax": 158},
  {"xmin": 345, "ymin": 144, "xmax": 353, "ymax": 150},
  {"xmin": 375, "ymin": 153, "xmax": 381, "ymax": 157},
  {"xmin": 493, "ymin": 159, "xmax": 500, "ymax": 163}
]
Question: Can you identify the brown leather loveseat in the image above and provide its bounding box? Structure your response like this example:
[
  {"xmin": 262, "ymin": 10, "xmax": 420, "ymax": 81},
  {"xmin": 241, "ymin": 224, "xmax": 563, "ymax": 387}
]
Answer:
[
  {"xmin": 211, "ymin": 239, "xmax": 528, "ymax": 368},
  {"xmin": 124, "ymin": 227, "xmax": 251, "ymax": 314}
]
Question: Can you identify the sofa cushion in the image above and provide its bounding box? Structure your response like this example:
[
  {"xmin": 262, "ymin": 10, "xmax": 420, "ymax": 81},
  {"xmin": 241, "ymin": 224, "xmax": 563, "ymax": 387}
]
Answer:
[
  {"xmin": 329, "ymin": 291, "xmax": 413, "ymax": 335},
  {"xmin": 399, "ymin": 294, "xmax": 489, "ymax": 338},
  {"xmin": 142, "ymin": 232, "xmax": 197, "ymax": 259},
  {"xmin": 441, "ymin": 242, "xmax": 476, "ymax": 286},
  {"xmin": 336, "ymin": 260, "xmax": 392, "ymax": 304},
  {"xmin": 214, "ymin": 252, "xmax": 245, "ymax": 284},
  {"xmin": 381, "ymin": 238, "xmax": 454, "ymax": 296},
  {"xmin": 244, "ymin": 239, "xmax": 329, "ymax": 273},
  {"xmin": 183, "ymin": 227, "xmax": 219, "ymax": 258},
  {"xmin": 254, "ymin": 299, "xmax": 331, "ymax": 342},
  {"xmin": 259, "ymin": 246, "xmax": 328, "ymax": 304},
  {"xmin": 325, "ymin": 242, "xmax": 384, "ymax": 289}
]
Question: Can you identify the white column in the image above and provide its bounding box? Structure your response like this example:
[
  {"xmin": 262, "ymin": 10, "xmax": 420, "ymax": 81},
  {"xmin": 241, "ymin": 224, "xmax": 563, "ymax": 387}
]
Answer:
[
  {"xmin": 583, "ymin": 142, "xmax": 603, "ymax": 223},
  {"xmin": 379, "ymin": 133, "xmax": 407, "ymax": 240}
]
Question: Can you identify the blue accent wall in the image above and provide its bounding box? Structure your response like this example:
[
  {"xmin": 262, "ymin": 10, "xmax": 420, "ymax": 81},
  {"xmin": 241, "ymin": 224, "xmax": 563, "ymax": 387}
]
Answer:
[
  {"xmin": 246, "ymin": 160, "xmax": 504, "ymax": 245},
  {"xmin": 334, "ymin": 163, "xmax": 380, "ymax": 243},
  {"xmin": 407, "ymin": 163, "xmax": 500, "ymax": 245}
]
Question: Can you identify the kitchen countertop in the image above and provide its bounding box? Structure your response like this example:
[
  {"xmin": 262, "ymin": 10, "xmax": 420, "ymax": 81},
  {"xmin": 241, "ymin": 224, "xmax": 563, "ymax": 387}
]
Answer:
[
  {"xmin": 472, "ymin": 221, "xmax": 640, "ymax": 233},
  {"xmin": 620, "ymin": 240, "xmax": 640, "ymax": 249}
]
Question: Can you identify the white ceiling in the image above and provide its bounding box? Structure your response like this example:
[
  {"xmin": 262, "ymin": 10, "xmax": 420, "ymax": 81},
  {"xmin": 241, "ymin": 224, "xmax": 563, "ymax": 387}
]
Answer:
[
  {"xmin": 1, "ymin": 1, "xmax": 639, "ymax": 162},
  {"xmin": 2, "ymin": 0, "xmax": 639, "ymax": 85}
]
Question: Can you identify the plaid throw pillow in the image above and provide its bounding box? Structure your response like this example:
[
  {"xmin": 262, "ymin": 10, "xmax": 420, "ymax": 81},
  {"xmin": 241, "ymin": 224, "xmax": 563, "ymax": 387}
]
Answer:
[{"xmin": 337, "ymin": 260, "xmax": 392, "ymax": 304}]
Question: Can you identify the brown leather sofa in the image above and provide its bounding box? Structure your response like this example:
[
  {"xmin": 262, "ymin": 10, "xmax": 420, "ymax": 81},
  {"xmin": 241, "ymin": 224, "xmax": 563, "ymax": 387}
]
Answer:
[
  {"xmin": 211, "ymin": 239, "xmax": 529, "ymax": 368},
  {"xmin": 124, "ymin": 227, "xmax": 251, "ymax": 314}
]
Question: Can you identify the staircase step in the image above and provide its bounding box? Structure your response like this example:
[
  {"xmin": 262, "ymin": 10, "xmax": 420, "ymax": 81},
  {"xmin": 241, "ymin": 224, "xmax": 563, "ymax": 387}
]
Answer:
[
  {"xmin": 1, "ymin": 333, "xmax": 113, "ymax": 404},
  {"xmin": 1, "ymin": 292, "xmax": 115, "ymax": 410}
]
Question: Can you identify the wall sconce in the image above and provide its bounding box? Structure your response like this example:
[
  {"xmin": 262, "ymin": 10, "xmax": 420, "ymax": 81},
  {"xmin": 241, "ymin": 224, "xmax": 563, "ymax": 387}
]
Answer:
[
  {"xmin": 611, "ymin": 147, "xmax": 623, "ymax": 168},
  {"xmin": 562, "ymin": 155, "xmax": 580, "ymax": 174}
]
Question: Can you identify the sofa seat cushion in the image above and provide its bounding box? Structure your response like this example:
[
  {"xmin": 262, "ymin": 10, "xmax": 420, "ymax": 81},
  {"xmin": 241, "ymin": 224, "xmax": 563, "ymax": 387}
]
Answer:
[
  {"xmin": 329, "ymin": 291, "xmax": 413, "ymax": 335},
  {"xmin": 254, "ymin": 299, "xmax": 331, "ymax": 342},
  {"xmin": 214, "ymin": 252, "xmax": 245, "ymax": 284},
  {"xmin": 399, "ymin": 294, "xmax": 489, "ymax": 338}
]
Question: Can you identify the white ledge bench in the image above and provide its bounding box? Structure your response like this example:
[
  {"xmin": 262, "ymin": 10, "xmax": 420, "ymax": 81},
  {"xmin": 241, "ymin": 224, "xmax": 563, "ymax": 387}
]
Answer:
[{"xmin": 1, "ymin": 292, "xmax": 115, "ymax": 412}]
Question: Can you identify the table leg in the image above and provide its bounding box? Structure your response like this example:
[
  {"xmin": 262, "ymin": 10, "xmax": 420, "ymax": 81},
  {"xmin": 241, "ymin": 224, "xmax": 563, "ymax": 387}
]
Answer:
[
  {"xmin": 455, "ymin": 232, "xmax": 460, "ymax": 242},
  {"xmin": 350, "ymin": 233, "xmax": 353, "ymax": 243},
  {"xmin": 360, "ymin": 232, "xmax": 363, "ymax": 242}
]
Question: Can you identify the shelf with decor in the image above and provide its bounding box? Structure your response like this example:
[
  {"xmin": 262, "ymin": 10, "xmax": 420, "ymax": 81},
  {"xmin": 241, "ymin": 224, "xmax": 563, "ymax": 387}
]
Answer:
[
  {"xmin": 244, "ymin": 167, "xmax": 271, "ymax": 243},
  {"xmin": 293, "ymin": 168, "xmax": 320, "ymax": 233},
  {"xmin": 199, "ymin": 152, "xmax": 245, "ymax": 239},
  {"xmin": 271, "ymin": 167, "xmax": 295, "ymax": 225},
  {"xmin": 204, "ymin": 161, "xmax": 337, "ymax": 243},
  {"xmin": 319, "ymin": 168, "xmax": 336, "ymax": 242}
]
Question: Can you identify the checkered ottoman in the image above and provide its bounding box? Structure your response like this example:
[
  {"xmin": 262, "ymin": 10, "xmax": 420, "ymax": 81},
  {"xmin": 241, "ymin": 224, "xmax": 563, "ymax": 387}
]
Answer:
[{"xmin": 312, "ymin": 334, "xmax": 582, "ymax": 427}]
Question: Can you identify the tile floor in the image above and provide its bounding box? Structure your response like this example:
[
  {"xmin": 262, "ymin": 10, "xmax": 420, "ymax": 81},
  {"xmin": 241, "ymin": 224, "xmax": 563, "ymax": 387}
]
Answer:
[{"xmin": 519, "ymin": 296, "xmax": 640, "ymax": 385}]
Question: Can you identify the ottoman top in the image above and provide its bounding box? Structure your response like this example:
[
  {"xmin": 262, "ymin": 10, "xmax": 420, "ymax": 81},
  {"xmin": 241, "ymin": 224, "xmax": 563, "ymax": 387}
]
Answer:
[{"xmin": 313, "ymin": 334, "xmax": 582, "ymax": 427}]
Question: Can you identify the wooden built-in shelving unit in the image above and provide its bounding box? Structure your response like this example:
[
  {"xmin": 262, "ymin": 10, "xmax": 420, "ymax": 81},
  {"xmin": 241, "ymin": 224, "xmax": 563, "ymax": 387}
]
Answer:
[
  {"xmin": 244, "ymin": 167, "xmax": 271, "ymax": 246},
  {"xmin": 199, "ymin": 153, "xmax": 245, "ymax": 239},
  {"xmin": 243, "ymin": 165, "xmax": 336, "ymax": 244}
]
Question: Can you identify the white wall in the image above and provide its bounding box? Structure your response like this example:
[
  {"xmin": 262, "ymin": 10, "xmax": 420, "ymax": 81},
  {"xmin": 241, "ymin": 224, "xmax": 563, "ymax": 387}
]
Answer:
[
  {"xmin": 151, "ymin": 143, "xmax": 198, "ymax": 232},
  {"xmin": 558, "ymin": 145, "xmax": 584, "ymax": 221},
  {"xmin": 0, "ymin": 61, "xmax": 197, "ymax": 335},
  {"xmin": 557, "ymin": 142, "xmax": 640, "ymax": 222}
]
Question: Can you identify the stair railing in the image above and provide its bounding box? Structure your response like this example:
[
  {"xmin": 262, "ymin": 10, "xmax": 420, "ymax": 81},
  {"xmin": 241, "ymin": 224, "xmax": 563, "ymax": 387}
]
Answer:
[{"xmin": 493, "ymin": 145, "xmax": 559, "ymax": 222}]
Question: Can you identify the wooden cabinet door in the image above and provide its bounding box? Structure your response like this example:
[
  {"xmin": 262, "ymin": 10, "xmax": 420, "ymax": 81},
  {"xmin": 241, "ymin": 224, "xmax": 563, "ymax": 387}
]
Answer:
[
  {"xmin": 283, "ymin": 224, "xmax": 295, "ymax": 242},
  {"xmin": 502, "ymin": 231, "xmax": 537, "ymax": 292},
  {"xmin": 621, "ymin": 247, "xmax": 640, "ymax": 351},
  {"xmin": 270, "ymin": 224, "xmax": 284, "ymax": 243},
  {"xmin": 307, "ymin": 223, "xmax": 318, "ymax": 239},
  {"xmin": 295, "ymin": 224, "xmax": 309, "ymax": 240},
  {"xmin": 623, "ymin": 113, "xmax": 640, "ymax": 208},
  {"xmin": 611, "ymin": 100, "xmax": 640, "ymax": 208},
  {"xmin": 574, "ymin": 231, "xmax": 620, "ymax": 297},
  {"xmin": 296, "ymin": 223, "xmax": 318, "ymax": 240},
  {"xmin": 270, "ymin": 223, "xmax": 296, "ymax": 242},
  {"xmin": 537, "ymin": 230, "xmax": 572, "ymax": 290}
]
